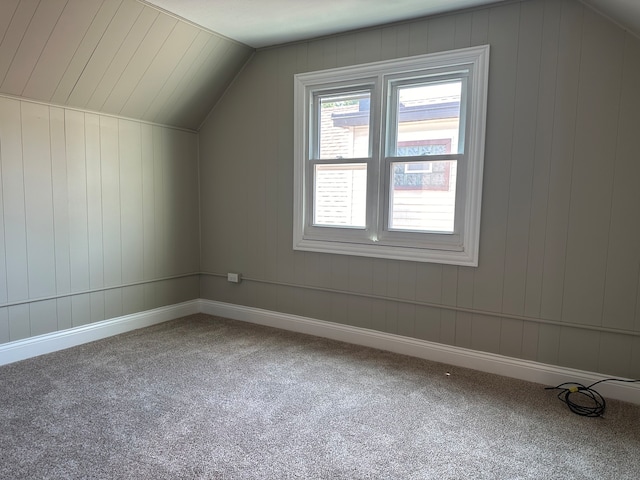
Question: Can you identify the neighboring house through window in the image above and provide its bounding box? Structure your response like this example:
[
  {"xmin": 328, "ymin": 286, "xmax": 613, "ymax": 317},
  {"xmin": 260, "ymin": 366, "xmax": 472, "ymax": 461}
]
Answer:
[{"xmin": 293, "ymin": 45, "xmax": 490, "ymax": 266}]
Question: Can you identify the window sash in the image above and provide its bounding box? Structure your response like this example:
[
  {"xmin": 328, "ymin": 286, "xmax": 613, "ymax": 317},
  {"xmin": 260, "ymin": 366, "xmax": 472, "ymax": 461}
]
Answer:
[
  {"xmin": 293, "ymin": 45, "xmax": 489, "ymax": 266},
  {"xmin": 311, "ymin": 88, "xmax": 374, "ymax": 160},
  {"xmin": 379, "ymin": 154, "xmax": 466, "ymax": 251},
  {"xmin": 305, "ymin": 158, "xmax": 374, "ymax": 240},
  {"xmin": 306, "ymin": 75, "xmax": 467, "ymax": 246},
  {"xmin": 385, "ymin": 73, "xmax": 468, "ymax": 157}
]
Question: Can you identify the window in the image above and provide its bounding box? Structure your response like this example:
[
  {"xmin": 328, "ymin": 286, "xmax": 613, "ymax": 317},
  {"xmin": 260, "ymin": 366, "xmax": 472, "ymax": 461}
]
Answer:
[{"xmin": 293, "ymin": 45, "xmax": 490, "ymax": 266}]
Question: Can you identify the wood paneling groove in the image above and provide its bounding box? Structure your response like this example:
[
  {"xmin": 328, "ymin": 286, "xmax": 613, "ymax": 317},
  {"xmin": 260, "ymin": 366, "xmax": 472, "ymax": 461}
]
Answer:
[
  {"xmin": 90, "ymin": 291, "xmax": 105, "ymax": 324},
  {"xmin": 199, "ymin": 0, "xmax": 640, "ymax": 377},
  {"xmin": 415, "ymin": 264, "xmax": 443, "ymax": 305},
  {"xmin": 22, "ymin": 0, "xmax": 104, "ymax": 102},
  {"xmin": 0, "ymin": 97, "xmax": 29, "ymax": 302},
  {"xmin": 0, "ymin": 131, "xmax": 6, "ymax": 306},
  {"xmin": 408, "ymin": 19, "xmax": 429, "ymax": 56},
  {"xmin": 71, "ymin": 293, "xmax": 90, "ymax": 327},
  {"xmin": 85, "ymin": 113, "xmax": 104, "ymax": 290},
  {"xmin": 524, "ymin": 0, "xmax": 562, "ymax": 319},
  {"xmin": 0, "ymin": 0, "xmax": 251, "ymax": 128},
  {"xmin": 142, "ymin": 29, "xmax": 208, "ymax": 122},
  {"xmin": 119, "ymin": 119, "xmax": 144, "ymax": 284},
  {"xmin": 100, "ymin": 115, "xmax": 122, "ymax": 287},
  {"xmin": 50, "ymin": 106, "xmax": 71, "ymax": 295},
  {"xmin": 199, "ymin": 273, "xmax": 640, "ymax": 338},
  {"xmin": 152, "ymin": 126, "xmax": 167, "ymax": 278},
  {"xmin": 0, "ymin": 0, "xmax": 40, "ymax": 88},
  {"xmin": 173, "ymin": 42, "xmax": 252, "ymax": 130},
  {"xmin": 0, "ymin": 273, "xmax": 198, "ymax": 310},
  {"xmin": 601, "ymin": 33, "xmax": 640, "ymax": 332},
  {"xmin": 636, "ymin": 269, "xmax": 640, "ymax": 334},
  {"xmin": 65, "ymin": 109, "xmax": 90, "ymax": 293},
  {"xmin": 521, "ymin": 322, "xmax": 539, "ymax": 361},
  {"xmin": 355, "ymin": 29, "xmax": 382, "ymax": 64},
  {"xmin": 44, "ymin": 0, "xmax": 252, "ymax": 128},
  {"xmin": 427, "ymin": 15, "xmax": 456, "ymax": 53},
  {"xmin": 1, "ymin": 0, "xmax": 67, "ymax": 96},
  {"xmin": 0, "ymin": 1, "xmax": 20, "ymax": 46},
  {"xmin": 30, "ymin": 299, "xmax": 57, "ymax": 337},
  {"xmin": 9, "ymin": 304, "xmax": 29, "ymax": 341},
  {"xmin": 103, "ymin": 13, "xmax": 178, "ymax": 114},
  {"xmin": 378, "ymin": 27, "xmax": 396, "ymax": 62},
  {"xmin": 334, "ymin": 34, "xmax": 355, "ymax": 69},
  {"xmin": 120, "ymin": 21, "xmax": 198, "ymax": 119},
  {"xmin": 502, "ymin": 0, "xmax": 544, "ymax": 317},
  {"xmin": 56, "ymin": 297, "xmax": 72, "ymax": 330},
  {"xmin": 561, "ymin": 7, "xmax": 624, "ymax": 327},
  {"xmin": 0, "ymin": 309, "xmax": 9, "ymax": 344},
  {"xmin": 86, "ymin": 6, "xmax": 158, "ymax": 112},
  {"xmin": 66, "ymin": 0, "xmax": 142, "ymax": 108},
  {"xmin": 21, "ymin": 101, "xmax": 56, "ymax": 299},
  {"xmin": 141, "ymin": 123, "xmax": 156, "ymax": 281},
  {"xmin": 51, "ymin": 0, "xmax": 123, "ymax": 106},
  {"xmin": 599, "ymin": 332, "xmax": 633, "ymax": 378},
  {"xmin": 0, "ymin": 94, "xmax": 199, "ymax": 342},
  {"xmin": 540, "ymin": 0, "xmax": 584, "ymax": 322},
  {"xmin": 150, "ymin": 35, "xmax": 221, "ymax": 125},
  {"xmin": 453, "ymin": 13, "xmax": 472, "ymax": 48},
  {"xmin": 472, "ymin": 3, "xmax": 520, "ymax": 313}
]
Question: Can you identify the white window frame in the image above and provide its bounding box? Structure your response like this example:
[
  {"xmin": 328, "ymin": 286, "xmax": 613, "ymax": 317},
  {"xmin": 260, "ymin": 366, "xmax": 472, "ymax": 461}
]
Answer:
[{"xmin": 293, "ymin": 45, "xmax": 490, "ymax": 266}]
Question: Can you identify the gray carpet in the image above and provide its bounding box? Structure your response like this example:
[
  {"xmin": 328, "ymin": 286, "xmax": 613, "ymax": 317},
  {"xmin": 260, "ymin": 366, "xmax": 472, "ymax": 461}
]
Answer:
[{"xmin": 0, "ymin": 314, "xmax": 639, "ymax": 479}]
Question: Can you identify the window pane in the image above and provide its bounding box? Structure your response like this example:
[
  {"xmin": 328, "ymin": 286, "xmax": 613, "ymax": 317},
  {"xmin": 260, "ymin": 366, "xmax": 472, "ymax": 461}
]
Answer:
[
  {"xmin": 389, "ymin": 160, "xmax": 457, "ymax": 233},
  {"xmin": 318, "ymin": 92, "xmax": 370, "ymax": 159},
  {"xmin": 314, "ymin": 163, "xmax": 367, "ymax": 227},
  {"xmin": 390, "ymin": 81, "xmax": 461, "ymax": 156}
]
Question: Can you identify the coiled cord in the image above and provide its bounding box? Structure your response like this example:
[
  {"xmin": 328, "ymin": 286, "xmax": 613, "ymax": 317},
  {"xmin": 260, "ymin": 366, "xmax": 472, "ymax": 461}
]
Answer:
[{"xmin": 545, "ymin": 378, "xmax": 639, "ymax": 417}]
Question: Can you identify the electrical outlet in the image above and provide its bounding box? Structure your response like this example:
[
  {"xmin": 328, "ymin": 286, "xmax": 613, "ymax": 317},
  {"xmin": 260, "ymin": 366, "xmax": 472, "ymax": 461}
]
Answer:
[{"xmin": 227, "ymin": 272, "xmax": 241, "ymax": 283}]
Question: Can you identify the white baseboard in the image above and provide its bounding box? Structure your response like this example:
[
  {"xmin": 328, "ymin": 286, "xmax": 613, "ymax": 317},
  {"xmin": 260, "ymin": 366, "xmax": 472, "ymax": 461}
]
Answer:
[
  {"xmin": 0, "ymin": 300, "xmax": 201, "ymax": 367},
  {"xmin": 2, "ymin": 298, "xmax": 637, "ymax": 406},
  {"xmin": 201, "ymin": 299, "xmax": 640, "ymax": 406}
]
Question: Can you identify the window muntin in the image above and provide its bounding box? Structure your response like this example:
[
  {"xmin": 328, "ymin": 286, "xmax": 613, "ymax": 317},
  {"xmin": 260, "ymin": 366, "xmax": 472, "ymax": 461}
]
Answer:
[
  {"xmin": 383, "ymin": 78, "xmax": 463, "ymax": 235},
  {"xmin": 293, "ymin": 46, "xmax": 489, "ymax": 266}
]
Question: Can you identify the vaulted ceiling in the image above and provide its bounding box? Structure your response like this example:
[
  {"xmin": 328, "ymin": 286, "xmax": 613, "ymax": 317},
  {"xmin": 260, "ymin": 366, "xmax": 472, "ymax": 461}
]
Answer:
[
  {"xmin": 1, "ymin": 0, "xmax": 639, "ymax": 131},
  {"xmin": 144, "ymin": 0, "xmax": 640, "ymax": 47},
  {"xmin": 0, "ymin": 0, "xmax": 252, "ymax": 130},
  {"xmin": 143, "ymin": 0, "xmax": 512, "ymax": 48}
]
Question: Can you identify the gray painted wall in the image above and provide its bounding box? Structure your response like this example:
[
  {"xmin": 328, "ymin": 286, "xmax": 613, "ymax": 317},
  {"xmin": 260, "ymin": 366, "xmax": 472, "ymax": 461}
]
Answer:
[
  {"xmin": 0, "ymin": 97, "xmax": 200, "ymax": 343},
  {"xmin": 199, "ymin": 0, "xmax": 640, "ymax": 378}
]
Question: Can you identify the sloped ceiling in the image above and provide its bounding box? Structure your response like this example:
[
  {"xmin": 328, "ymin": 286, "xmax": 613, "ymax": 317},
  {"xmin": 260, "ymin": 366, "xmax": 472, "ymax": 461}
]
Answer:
[
  {"xmin": 0, "ymin": 0, "xmax": 253, "ymax": 130},
  {"xmin": 145, "ymin": 0, "xmax": 640, "ymax": 48},
  {"xmin": 582, "ymin": 0, "xmax": 640, "ymax": 39},
  {"xmin": 1, "ymin": 0, "xmax": 639, "ymax": 131},
  {"xmin": 143, "ymin": 0, "xmax": 510, "ymax": 49}
]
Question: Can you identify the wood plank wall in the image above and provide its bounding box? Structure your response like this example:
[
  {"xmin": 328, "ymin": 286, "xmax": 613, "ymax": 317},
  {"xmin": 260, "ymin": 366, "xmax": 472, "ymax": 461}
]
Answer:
[
  {"xmin": 0, "ymin": 96, "xmax": 200, "ymax": 342},
  {"xmin": 0, "ymin": 0, "xmax": 253, "ymax": 130},
  {"xmin": 199, "ymin": 0, "xmax": 640, "ymax": 378}
]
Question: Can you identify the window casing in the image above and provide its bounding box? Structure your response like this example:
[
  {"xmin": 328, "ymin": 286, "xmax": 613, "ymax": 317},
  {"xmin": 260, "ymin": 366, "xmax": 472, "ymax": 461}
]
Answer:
[{"xmin": 293, "ymin": 46, "xmax": 489, "ymax": 266}]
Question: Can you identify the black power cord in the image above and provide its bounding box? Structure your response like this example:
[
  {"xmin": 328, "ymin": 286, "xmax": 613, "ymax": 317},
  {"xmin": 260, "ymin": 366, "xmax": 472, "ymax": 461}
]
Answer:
[{"xmin": 545, "ymin": 378, "xmax": 640, "ymax": 417}]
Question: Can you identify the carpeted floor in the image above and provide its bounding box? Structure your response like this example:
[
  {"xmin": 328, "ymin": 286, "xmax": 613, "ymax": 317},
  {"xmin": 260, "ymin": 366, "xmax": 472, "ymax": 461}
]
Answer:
[{"xmin": 0, "ymin": 314, "xmax": 639, "ymax": 479}]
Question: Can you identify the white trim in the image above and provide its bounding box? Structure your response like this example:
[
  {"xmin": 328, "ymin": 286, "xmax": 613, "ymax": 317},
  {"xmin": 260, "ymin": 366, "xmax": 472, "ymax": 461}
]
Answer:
[
  {"xmin": 293, "ymin": 237, "xmax": 476, "ymax": 266},
  {"xmin": 2, "ymin": 298, "xmax": 637, "ymax": 406},
  {"xmin": 201, "ymin": 300, "xmax": 640, "ymax": 406},
  {"xmin": 0, "ymin": 273, "xmax": 200, "ymax": 309},
  {"xmin": 293, "ymin": 45, "xmax": 490, "ymax": 266},
  {"xmin": 0, "ymin": 300, "xmax": 201, "ymax": 367}
]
